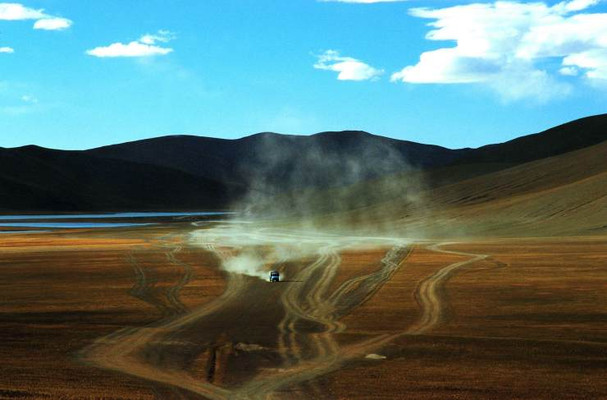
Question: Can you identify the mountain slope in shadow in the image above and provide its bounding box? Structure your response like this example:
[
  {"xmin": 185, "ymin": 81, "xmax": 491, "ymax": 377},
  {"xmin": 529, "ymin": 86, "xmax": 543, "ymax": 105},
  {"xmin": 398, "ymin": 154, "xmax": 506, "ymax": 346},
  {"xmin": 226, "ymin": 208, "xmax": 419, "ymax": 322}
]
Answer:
[
  {"xmin": 355, "ymin": 137, "xmax": 607, "ymax": 237},
  {"xmin": 87, "ymin": 131, "xmax": 469, "ymax": 187},
  {"xmin": 0, "ymin": 146, "xmax": 232, "ymax": 212},
  {"xmin": 0, "ymin": 113, "xmax": 606, "ymax": 218}
]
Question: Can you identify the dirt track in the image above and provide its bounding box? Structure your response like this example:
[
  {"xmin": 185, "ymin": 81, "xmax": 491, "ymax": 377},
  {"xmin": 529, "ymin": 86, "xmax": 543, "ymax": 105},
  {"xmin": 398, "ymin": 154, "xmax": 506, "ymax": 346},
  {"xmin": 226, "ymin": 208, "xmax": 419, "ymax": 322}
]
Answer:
[
  {"xmin": 407, "ymin": 243, "xmax": 488, "ymax": 335},
  {"xmin": 3, "ymin": 228, "xmax": 607, "ymax": 399},
  {"xmin": 79, "ymin": 226, "xmax": 487, "ymax": 400}
]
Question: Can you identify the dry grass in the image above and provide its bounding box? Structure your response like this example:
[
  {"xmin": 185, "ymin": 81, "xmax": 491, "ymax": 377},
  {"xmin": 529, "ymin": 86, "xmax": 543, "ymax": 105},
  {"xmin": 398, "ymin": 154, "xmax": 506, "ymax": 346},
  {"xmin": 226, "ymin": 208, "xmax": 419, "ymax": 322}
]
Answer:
[
  {"xmin": 0, "ymin": 228, "xmax": 225, "ymax": 399},
  {"xmin": 1, "ymin": 228, "xmax": 606, "ymax": 399},
  {"xmin": 325, "ymin": 237, "xmax": 607, "ymax": 400}
]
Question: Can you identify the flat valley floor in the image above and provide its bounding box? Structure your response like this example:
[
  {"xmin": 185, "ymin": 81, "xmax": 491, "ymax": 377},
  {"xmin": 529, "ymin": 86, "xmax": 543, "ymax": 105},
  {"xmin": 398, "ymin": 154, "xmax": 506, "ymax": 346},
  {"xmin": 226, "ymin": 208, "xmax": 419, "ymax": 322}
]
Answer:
[{"xmin": 1, "ymin": 224, "xmax": 606, "ymax": 399}]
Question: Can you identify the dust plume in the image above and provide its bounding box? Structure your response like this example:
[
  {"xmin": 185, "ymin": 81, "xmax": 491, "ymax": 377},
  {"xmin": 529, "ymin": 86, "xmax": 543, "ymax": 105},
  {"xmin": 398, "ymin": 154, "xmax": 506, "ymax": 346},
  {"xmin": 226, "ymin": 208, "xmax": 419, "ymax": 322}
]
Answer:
[
  {"xmin": 222, "ymin": 251, "xmax": 267, "ymax": 279},
  {"xmin": 192, "ymin": 131, "xmax": 430, "ymax": 280},
  {"xmin": 190, "ymin": 225, "xmax": 411, "ymax": 280},
  {"xmin": 231, "ymin": 131, "xmax": 428, "ymax": 234}
]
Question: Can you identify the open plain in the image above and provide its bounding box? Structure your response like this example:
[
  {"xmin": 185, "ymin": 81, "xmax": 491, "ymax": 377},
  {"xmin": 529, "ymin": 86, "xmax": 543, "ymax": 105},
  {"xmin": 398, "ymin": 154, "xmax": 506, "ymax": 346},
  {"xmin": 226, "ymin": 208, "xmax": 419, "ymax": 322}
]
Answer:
[
  {"xmin": 1, "ymin": 223, "xmax": 606, "ymax": 399},
  {"xmin": 3, "ymin": 2, "xmax": 607, "ymax": 397}
]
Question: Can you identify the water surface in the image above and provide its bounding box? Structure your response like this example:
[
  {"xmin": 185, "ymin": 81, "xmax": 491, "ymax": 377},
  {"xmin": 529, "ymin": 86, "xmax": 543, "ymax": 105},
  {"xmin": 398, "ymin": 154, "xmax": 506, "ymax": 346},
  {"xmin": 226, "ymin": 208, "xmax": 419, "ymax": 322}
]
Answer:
[
  {"xmin": 0, "ymin": 211, "xmax": 231, "ymax": 221},
  {"xmin": 0, "ymin": 222, "xmax": 154, "ymax": 228}
]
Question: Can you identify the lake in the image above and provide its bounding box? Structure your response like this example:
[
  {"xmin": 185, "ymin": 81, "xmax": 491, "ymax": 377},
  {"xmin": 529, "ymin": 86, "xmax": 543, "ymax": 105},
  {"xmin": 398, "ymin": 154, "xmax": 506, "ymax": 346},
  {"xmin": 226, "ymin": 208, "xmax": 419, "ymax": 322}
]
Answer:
[{"xmin": 0, "ymin": 211, "xmax": 232, "ymax": 231}]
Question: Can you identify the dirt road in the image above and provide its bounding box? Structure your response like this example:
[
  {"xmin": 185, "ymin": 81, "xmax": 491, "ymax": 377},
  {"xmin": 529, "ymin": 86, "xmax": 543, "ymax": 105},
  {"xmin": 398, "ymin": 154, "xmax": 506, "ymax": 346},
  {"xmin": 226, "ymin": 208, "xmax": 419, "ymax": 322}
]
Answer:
[
  {"xmin": 80, "ymin": 226, "xmax": 486, "ymax": 399},
  {"xmin": 407, "ymin": 243, "xmax": 488, "ymax": 335}
]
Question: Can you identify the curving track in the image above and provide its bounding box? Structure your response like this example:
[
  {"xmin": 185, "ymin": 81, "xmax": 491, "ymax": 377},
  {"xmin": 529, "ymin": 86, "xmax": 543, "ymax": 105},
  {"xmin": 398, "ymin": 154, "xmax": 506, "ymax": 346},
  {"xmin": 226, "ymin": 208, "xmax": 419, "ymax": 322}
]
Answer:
[
  {"xmin": 407, "ymin": 243, "xmax": 488, "ymax": 335},
  {"xmin": 80, "ymin": 226, "xmax": 487, "ymax": 400}
]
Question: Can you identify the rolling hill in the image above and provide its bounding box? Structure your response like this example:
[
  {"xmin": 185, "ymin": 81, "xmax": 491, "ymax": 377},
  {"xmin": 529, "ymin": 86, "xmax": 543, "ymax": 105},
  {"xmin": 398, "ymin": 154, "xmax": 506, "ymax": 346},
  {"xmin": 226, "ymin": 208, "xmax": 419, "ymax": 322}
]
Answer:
[
  {"xmin": 87, "ymin": 130, "xmax": 470, "ymax": 188},
  {"xmin": 0, "ymin": 145, "xmax": 233, "ymax": 212},
  {"xmin": 0, "ymin": 113, "xmax": 606, "ymax": 232},
  {"xmin": 350, "ymin": 125, "xmax": 607, "ymax": 237},
  {"xmin": 0, "ymin": 129, "xmax": 469, "ymax": 213}
]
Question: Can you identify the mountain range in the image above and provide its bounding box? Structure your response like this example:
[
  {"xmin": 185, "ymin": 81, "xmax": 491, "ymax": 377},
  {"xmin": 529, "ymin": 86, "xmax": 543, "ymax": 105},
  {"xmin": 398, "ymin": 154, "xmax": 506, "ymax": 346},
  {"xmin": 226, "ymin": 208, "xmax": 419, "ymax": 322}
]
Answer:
[{"xmin": 1, "ymin": 114, "xmax": 606, "ymax": 235}]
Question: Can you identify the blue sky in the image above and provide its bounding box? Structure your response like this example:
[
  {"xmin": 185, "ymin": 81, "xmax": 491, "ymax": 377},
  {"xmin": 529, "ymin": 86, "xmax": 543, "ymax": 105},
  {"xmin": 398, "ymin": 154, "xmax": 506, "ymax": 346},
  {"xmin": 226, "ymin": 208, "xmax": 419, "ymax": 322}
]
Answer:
[{"xmin": 1, "ymin": 0, "xmax": 606, "ymax": 150}]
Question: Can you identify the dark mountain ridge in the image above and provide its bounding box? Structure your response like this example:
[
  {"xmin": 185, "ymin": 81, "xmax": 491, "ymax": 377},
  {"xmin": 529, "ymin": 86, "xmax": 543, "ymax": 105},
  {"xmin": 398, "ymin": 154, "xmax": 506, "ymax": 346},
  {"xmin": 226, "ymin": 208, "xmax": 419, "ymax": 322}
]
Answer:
[
  {"xmin": 0, "ymin": 145, "xmax": 232, "ymax": 212},
  {"xmin": 88, "ymin": 130, "xmax": 470, "ymax": 186},
  {"xmin": 451, "ymin": 114, "xmax": 607, "ymax": 166},
  {"xmin": 1, "ymin": 113, "xmax": 606, "ymax": 213}
]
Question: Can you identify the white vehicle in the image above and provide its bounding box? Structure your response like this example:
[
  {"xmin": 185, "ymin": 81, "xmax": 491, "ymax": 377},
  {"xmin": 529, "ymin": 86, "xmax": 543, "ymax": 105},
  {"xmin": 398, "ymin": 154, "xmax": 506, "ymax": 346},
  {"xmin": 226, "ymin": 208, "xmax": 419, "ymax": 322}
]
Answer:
[{"xmin": 269, "ymin": 270, "xmax": 280, "ymax": 282}]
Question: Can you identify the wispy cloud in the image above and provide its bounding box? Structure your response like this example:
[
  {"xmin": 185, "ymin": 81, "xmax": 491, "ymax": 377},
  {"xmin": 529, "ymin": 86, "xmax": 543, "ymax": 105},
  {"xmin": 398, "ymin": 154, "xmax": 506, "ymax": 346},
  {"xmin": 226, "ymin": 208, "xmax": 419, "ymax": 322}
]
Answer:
[
  {"xmin": 314, "ymin": 50, "xmax": 383, "ymax": 81},
  {"xmin": 139, "ymin": 30, "xmax": 176, "ymax": 45},
  {"xmin": 0, "ymin": 46, "xmax": 14, "ymax": 53},
  {"xmin": 86, "ymin": 30, "xmax": 175, "ymax": 58},
  {"xmin": 21, "ymin": 94, "xmax": 37, "ymax": 104},
  {"xmin": 391, "ymin": 0, "xmax": 607, "ymax": 101},
  {"xmin": 0, "ymin": 3, "xmax": 72, "ymax": 30},
  {"xmin": 33, "ymin": 17, "xmax": 72, "ymax": 30},
  {"xmin": 0, "ymin": 3, "xmax": 45, "ymax": 20}
]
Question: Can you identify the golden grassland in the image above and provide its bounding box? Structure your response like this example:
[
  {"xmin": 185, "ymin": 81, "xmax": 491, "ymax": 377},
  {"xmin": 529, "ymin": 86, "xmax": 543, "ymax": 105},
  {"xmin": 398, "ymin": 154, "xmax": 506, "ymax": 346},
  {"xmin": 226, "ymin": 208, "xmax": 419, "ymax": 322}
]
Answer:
[
  {"xmin": 326, "ymin": 238, "xmax": 607, "ymax": 399},
  {"xmin": 0, "ymin": 227, "xmax": 225, "ymax": 399},
  {"xmin": 1, "ymin": 227, "xmax": 606, "ymax": 399}
]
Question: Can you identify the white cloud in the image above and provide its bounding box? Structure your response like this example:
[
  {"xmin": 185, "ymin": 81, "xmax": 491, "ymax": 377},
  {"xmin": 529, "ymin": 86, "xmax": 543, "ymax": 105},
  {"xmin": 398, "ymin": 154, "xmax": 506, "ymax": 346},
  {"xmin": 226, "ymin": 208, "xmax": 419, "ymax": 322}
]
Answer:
[
  {"xmin": 0, "ymin": 46, "xmax": 14, "ymax": 53},
  {"xmin": 487, "ymin": 64, "xmax": 572, "ymax": 102},
  {"xmin": 86, "ymin": 42, "xmax": 173, "ymax": 58},
  {"xmin": 0, "ymin": 3, "xmax": 45, "ymax": 20},
  {"xmin": 391, "ymin": 48, "xmax": 498, "ymax": 84},
  {"xmin": 563, "ymin": 49, "xmax": 607, "ymax": 79},
  {"xmin": 86, "ymin": 30, "xmax": 176, "ymax": 58},
  {"xmin": 139, "ymin": 29, "xmax": 175, "ymax": 45},
  {"xmin": 558, "ymin": 0, "xmax": 601, "ymax": 12},
  {"xmin": 0, "ymin": 3, "xmax": 72, "ymax": 30},
  {"xmin": 33, "ymin": 17, "xmax": 72, "ymax": 30},
  {"xmin": 559, "ymin": 66, "xmax": 579, "ymax": 75},
  {"xmin": 392, "ymin": 0, "xmax": 607, "ymax": 100},
  {"xmin": 314, "ymin": 50, "xmax": 383, "ymax": 81}
]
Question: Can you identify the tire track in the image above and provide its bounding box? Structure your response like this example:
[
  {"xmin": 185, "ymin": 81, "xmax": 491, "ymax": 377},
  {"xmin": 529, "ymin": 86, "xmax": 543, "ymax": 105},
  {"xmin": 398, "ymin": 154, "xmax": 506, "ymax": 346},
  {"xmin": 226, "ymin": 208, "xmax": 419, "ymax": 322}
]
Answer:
[
  {"xmin": 86, "ymin": 236, "xmax": 412, "ymax": 400},
  {"xmin": 81, "ymin": 273, "xmax": 245, "ymax": 400},
  {"xmin": 127, "ymin": 250, "xmax": 174, "ymax": 319},
  {"xmin": 407, "ymin": 243, "xmax": 488, "ymax": 335},
  {"xmin": 81, "ymin": 234, "xmax": 245, "ymax": 400},
  {"xmin": 165, "ymin": 245, "xmax": 192, "ymax": 315},
  {"xmin": 243, "ymin": 243, "xmax": 409, "ymax": 400},
  {"xmin": 235, "ymin": 242, "xmax": 486, "ymax": 399},
  {"xmin": 83, "ymin": 224, "xmax": 488, "ymax": 400}
]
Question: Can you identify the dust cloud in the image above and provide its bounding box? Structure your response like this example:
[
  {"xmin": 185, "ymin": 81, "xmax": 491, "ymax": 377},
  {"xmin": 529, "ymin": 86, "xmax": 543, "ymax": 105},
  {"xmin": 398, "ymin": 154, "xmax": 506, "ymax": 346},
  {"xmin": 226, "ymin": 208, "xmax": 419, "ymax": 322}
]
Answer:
[
  {"xmin": 233, "ymin": 132, "xmax": 426, "ymax": 230},
  {"xmin": 190, "ymin": 225, "xmax": 411, "ymax": 280},
  {"xmin": 192, "ymin": 131, "xmax": 428, "ymax": 279}
]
